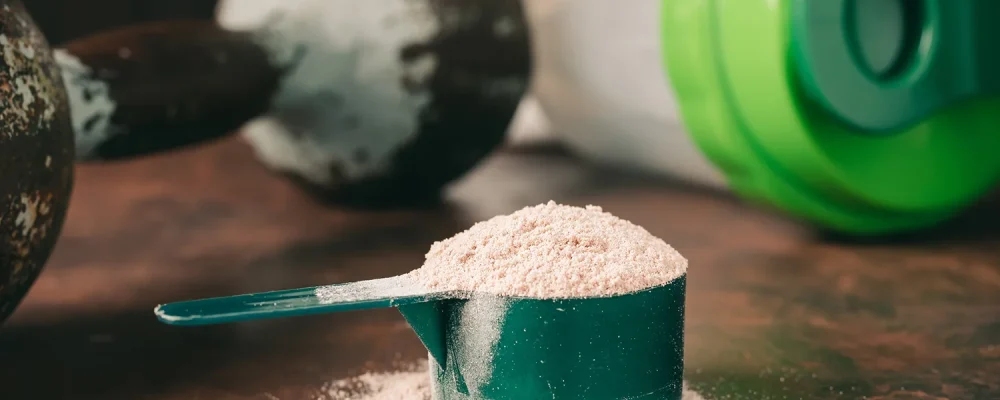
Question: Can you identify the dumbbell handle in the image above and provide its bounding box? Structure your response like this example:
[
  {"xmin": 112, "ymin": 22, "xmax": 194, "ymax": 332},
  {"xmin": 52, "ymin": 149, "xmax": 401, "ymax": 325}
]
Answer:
[{"xmin": 57, "ymin": 20, "xmax": 284, "ymax": 161}]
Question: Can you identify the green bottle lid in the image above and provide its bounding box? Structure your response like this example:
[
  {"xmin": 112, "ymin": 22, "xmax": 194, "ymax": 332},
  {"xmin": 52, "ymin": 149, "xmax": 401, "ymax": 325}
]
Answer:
[
  {"xmin": 661, "ymin": 0, "xmax": 1000, "ymax": 235},
  {"xmin": 791, "ymin": 0, "xmax": 1000, "ymax": 132}
]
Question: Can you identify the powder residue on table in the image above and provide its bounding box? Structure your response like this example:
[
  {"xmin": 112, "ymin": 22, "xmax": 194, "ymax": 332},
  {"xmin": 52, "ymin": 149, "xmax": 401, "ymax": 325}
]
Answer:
[
  {"xmin": 320, "ymin": 360, "xmax": 431, "ymax": 400},
  {"xmin": 318, "ymin": 359, "xmax": 707, "ymax": 400},
  {"xmin": 406, "ymin": 201, "xmax": 687, "ymax": 299}
]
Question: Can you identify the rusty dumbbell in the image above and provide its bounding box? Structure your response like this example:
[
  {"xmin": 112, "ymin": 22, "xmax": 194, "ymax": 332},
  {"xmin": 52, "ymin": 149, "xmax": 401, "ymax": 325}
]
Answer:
[{"xmin": 0, "ymin": 0, "xmax": 530, "ymax": 324}]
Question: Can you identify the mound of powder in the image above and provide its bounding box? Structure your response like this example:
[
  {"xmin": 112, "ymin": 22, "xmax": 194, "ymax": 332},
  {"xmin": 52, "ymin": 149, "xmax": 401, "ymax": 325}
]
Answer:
[{"xmin": 406, "ymin": 201, "xmax": 687, "ymax": 299}]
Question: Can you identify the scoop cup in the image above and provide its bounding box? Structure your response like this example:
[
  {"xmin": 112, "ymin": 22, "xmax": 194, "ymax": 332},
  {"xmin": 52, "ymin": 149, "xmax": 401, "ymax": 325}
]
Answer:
[{"xmin": 155, "ymin": 273, "xmax": 686, "ymax": 399}]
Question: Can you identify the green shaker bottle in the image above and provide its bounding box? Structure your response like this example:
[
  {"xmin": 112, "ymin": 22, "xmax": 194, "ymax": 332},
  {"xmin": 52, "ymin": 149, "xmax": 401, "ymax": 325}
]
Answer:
[
  {"xmin": 521, "ymin": 0, "xmax": 1000, "ymax": 235},
  {"xmin": 661, "ymin": 0, "xmax": 1000, "ymax": 235}
]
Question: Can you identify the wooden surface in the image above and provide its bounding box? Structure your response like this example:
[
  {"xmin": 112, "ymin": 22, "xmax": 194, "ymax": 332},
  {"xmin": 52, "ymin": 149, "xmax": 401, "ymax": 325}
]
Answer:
[{"xmin": 1, "ymin": 138, "xmax": 999, "ymax": 400}]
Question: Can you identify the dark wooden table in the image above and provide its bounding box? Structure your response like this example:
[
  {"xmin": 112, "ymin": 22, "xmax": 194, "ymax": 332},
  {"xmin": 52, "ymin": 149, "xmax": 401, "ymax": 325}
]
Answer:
[{"xmin": 1, "ymin": 138, "xmax": 998, "ymax": 400}]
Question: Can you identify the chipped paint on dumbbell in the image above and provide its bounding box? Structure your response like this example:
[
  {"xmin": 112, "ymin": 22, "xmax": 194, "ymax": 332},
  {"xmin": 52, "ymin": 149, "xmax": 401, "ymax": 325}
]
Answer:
[
  {"xmin": 0, "ymin": 4, "xmax": 64, "ymax": 139},
  {"xmin": 52, "ymin": 49, "xmax": 120, "ymax": 160},
  {"xmin": 216, "ymin": 0, "xmax": 531, "ymax": 203},
  {"xmin": 0, "ymin": 0, "xmax": 74, "ymax": 322},
  {"xmin": 1, "ymin": 9, "xmax": 284, "ymax": 325},
  {"xmin": 218, "ymin": 0, "xmax": 444, "ymax": 183},
  {"xmin": 54, "ymin": 20, "xmax": 281, "ymax": 161}
]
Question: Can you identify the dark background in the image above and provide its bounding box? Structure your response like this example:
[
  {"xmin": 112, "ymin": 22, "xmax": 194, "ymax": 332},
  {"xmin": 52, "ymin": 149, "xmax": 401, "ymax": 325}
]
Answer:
[{"xmin": 23, "ymin": 0, "xmax": 218, "ymax": 45}]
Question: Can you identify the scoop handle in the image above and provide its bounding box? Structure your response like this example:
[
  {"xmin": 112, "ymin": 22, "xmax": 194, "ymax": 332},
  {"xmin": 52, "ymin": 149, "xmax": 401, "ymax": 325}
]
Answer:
[{"xmin": 154, "ymin": 276, "xmax": 445, "ymax": 326}]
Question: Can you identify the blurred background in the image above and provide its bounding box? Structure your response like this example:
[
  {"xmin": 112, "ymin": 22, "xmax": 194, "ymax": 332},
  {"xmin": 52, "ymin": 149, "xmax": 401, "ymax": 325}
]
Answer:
[{"xmin": 25, "ymin": 0, "xmax": 216, "ymax": 45}]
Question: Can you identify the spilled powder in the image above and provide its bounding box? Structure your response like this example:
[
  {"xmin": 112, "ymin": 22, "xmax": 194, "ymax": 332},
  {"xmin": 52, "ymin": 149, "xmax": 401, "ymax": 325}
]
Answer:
[
  {"xmin": 448, "ymin": 296, "xmax": 508, "ymax": 398},
  {"xmin": 406, "ymin": 201, "xmax": 688, "ymax": 299},
  {"xmin": 320, "ymin": 360, "xmax": 431, "ymax": 400},
  {"xmin": 315, "ymin": 276, "xmax": 424, "ymax": 305},
  {"xmin": 318, "ymin": 360, "xmax": 707, "ymax": 400}
]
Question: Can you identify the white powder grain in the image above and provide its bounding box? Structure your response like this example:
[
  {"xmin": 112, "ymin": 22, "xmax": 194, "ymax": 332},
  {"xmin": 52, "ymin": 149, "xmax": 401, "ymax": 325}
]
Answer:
[
  {"xmin": 449, "ymin": 295, "xmax": 509, "ymax": 397},
  {"xmin": 315, "ymin": 276, "xmax": 429, "ymax": 305},
  {"xmin": 319, "ymin": 360, "xmax": 706, "ymax": 400},
  {"xmin": 321, "ymin": 360, "xmax": 431, "ymax": 400},
  {"xmin": 406, "ymin": 201, "xmax": 687, "ymax": 299}
]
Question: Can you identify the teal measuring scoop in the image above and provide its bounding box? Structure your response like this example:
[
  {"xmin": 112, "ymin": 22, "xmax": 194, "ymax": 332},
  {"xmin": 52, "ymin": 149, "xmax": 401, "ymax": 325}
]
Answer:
[{"xmin": 155, "ymin": 274, "xmax": 687, "ymax": 399}]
